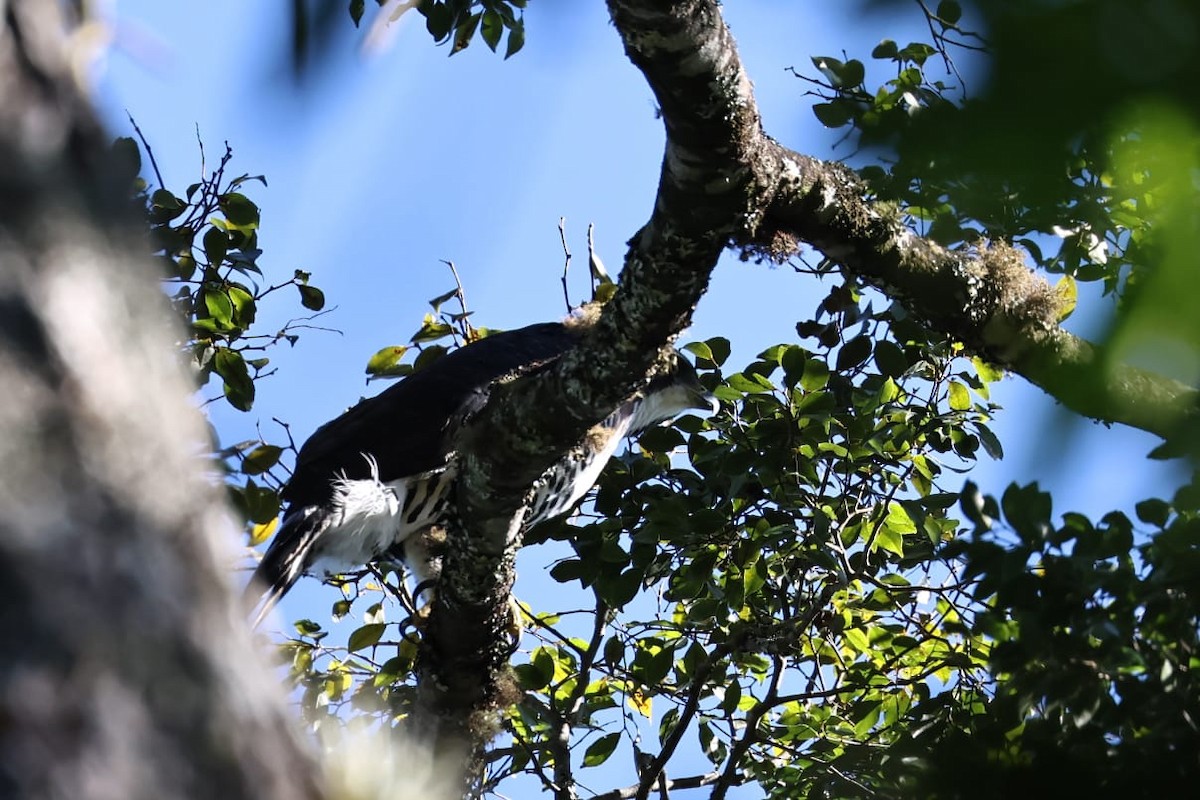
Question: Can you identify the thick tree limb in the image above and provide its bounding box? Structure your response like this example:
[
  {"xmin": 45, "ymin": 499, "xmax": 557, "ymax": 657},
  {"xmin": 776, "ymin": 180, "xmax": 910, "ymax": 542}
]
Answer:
[
  {"xmin": 615, "ymin": 0, "xmax": 1198, "ymax": 439},
  {"xmin": 413, "ymin": 0, "xmax": 763, "ymax": 753},
  {"xmin": 764, "ymin": 151, "xmax": 1199, "ymax": 439},
  {"xmin": 0, "ymin": 4, "xmax": 321, "ymax": 798}
]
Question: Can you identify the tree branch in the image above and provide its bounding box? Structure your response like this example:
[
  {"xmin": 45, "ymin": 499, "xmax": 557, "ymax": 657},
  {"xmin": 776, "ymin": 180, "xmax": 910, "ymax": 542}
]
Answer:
[
  {"xmin": 593, "ymin": 771, "xmax": 727, "ymax": 800},
  {"xmin": 413, "ymin": 0, "xmax": 763, "ymax": 760},
  {"xmin": 762, "ymin": 150, "xmax": 1199, "ymax": 439},
  {"xmin": 607, "ymin": 0, "xmax": 1198, "ymax": 441},
  {"xmin": 414, "ymin": 0, "xmax": 1198, "ymax": 777}
]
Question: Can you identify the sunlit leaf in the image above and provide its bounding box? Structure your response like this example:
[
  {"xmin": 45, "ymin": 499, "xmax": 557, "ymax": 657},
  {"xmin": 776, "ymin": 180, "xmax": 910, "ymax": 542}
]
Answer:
[
  {"xmin": 249, "ymin": 516, "xmax": 278, "ymax": 546},
  {"xmin": 628, "ymin": 689, "xmax": 652, "ymax": 718},
  {"xmin": 348, "ymin": 623, "xmax": 386, "ymax": 653},
  {"xmin": 948, "ymin": 381, "xmax": 971, "ymax": 411}
]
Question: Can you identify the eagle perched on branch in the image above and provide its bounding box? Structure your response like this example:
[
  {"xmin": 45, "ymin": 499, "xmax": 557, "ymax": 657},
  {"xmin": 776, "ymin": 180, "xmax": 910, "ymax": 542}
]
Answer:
[{"xmin": 247, "ymin": 319, "xmax": 716, "ymax": 625}]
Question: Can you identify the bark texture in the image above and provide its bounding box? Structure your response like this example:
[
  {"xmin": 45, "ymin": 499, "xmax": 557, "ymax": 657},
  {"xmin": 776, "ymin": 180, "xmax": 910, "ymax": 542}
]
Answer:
[
  {"xmin": 416, "ymin": 0, "xmax": 1198, "ymax": 771},
  {"xmin": 0, "ymin": 4, "xmax": 321, "ymax": 798},
  {"xmin": 413, "ymin": 0, "xmax": 762, "ymax": 753}
]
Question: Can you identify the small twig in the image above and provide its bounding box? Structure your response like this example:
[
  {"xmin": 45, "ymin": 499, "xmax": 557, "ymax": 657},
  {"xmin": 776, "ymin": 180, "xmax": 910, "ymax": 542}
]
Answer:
[
  {"xmin": 126, "ymin": 112, "xmax": 165, "ymax": 190},
  {"xmin": 591, "ymin": 772, "xmax": 725, "ymax": 800},
  {"xmin": 270, "ymin": 418, "xmax": 299, "ymax": 473},
  {"xmin": 195, "ymin": 124, "xmax": 206, "ymax": 176},
  {"xmin": 587, "ymin": 222, "xmax": 611, "ymax": 295},
  {"xmin": 367, "ymin": 563, "xmax": 418, "ymax": 615},
  {"xmin": 558, "ymin": 217, "xmax": 573, "ymax": 311},
  {"xmin": 441, "ymin": 259, "xmax": 474, "ymax": 342},
  {"xmin": 633, "ymin": 632, "xmax": 748, "ymax": 800},
  {"xmin": 277, "ymin": 320, "xmax": 341, "ymax": 336}
]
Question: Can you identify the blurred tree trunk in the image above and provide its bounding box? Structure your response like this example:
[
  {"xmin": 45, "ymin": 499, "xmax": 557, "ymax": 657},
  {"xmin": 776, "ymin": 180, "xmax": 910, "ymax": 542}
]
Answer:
[{"xmin": 0, "ymin": 3, "xmax": 322, "ymax": 798}]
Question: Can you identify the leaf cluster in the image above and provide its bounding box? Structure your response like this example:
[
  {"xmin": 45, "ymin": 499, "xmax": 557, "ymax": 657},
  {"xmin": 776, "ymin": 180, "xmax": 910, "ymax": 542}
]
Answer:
[
  {"xmin": 117, "ymin": 137, "xmax": 328, "ymax": 413},
  {"xmin": 897, "ymin": 480, "xmax": 1200, "ymax": 798},
  {"xmin": 348, "ymin": 0, "xmax": 526, "ymax": 58},
  {"xmin": 114, "ymin": 135, "xmax": 332, "ymax": 540}
]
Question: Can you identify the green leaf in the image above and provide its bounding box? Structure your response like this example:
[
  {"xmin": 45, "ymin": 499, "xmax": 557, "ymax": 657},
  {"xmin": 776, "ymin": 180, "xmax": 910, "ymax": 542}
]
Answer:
[
  {"xmin": 598, "ymin": 568, "xmax": 642, "ymax": 608},
  {"xmin": 812, "ymin": 54, "xmax": 844, "ymax": 78},
  {"xmin": 214, "ymin": 347, "xmax": 254, "ymax": 411},
  {"xmin": 349, "ymin": 0, "xmax": 365, "ymax": 26},
  {"xmin": 242, "ymin": 444, "xmax": 283, "ymax": 475},
  {"xmin": 412, "ymin": 344, "xmax": 448, "ymax": 372},
  {"xmin": 294, "ymin": 619, "xmax": 322, "ymax": 636},
  {"xmin": 845, "ymin": 627, "xmax": 870, "ymax": 653},
  {"xmin": 684, "ymin": 340, "xmax": 714, "ymax": 362},
  {"xmin": 411, "ymin": 318, "xmax": 452, "ymax": 343},
  {"xmin": 1134, "ymin": 498, "xmax": 1171, "ymax": 527},
  {"xmin": 203, "ymin": 226, "xmax": 228, "ymax": 266},
  {"xmin": 684, "ymin": 336, "xmax": 730, "ymax": 368},
  {"xmin": 427, "ymin": 287, "xmax": 459, "ymax": 311},
  {"xmin": 480, "ymin": 9, "xmax": 502, "ymax": 51},
  {"xmin": 549, "ymin": 561, "xmax": 588, "ymax": 585},
  {"xmin": 781, "ymin": 345, "xmax": 808, "ymax": 386},
  {"xmin": 366, "ymin": 345, "xmax": 409, "ymax": 377},
  {"xmin": 877, "ymin": 377, "xmax": 900, "ymax": 404},
  {"xmin": 219, "ymin": 192, "xmax": 260, "ymax": 229},
  {"xmin": 297, "ymin": 284, "xmax": 325, "ymax": 311},
  {"xmin": 174, "ymin": 253, "xmax": 197, "ymax": 281},
  {"xmin": 872, "ymin": 39, "xmax": 898, "ymax": 59},
  {"xmin": 884, "ymin": 501, "xmax": 918, "ymax": 535},
  {"xmin": 227, "ymin": 284, "xmax": 257, "ymax": 325},
  {"xmin": 451, "ymin": 11, "xmax": 481, "ymax": 54},
  {"xmin": 583, "ymin": 732, "xmax": 620, "ymax": 767},
  {"xmin": 813, "ymin": 101, "xmax": 854, "ymax": 128},
  {"xmin": 1054, "ymin": 274, "xmax": 1077, "ymax": 321},
  {"xmin": 727, "ymin": 373, "xmax": 772, "ymax": 394},
  {"xmin": 204, "ymin": 289, "xmax": 234, "ymax": 328},
  {"xmin": 423, "ymin": 2, "xmax": 453, "ymax": 41},
  {"xmin": 842, "ymin": 59, "xmax": 865, "ymax": 88},
  {"xmin": 149, "ymin": 189, "xmax": 186, "ymax": 223},
  {"xmin": 948, "ymin": 381, "xmax": 971, "ymax": 411},
  {"xmin": 512, "ymin": 663, "xmax": 548, "ymax": 691},
  {"xmin": 836, "ymin": 335, "xmax": 872, "ymax": 372},
  {"xmin": 800, "ymin": 358, "xmax": 830, "ymax": 392},
  {"xmin": 897, "ymin": 42, "xmax": 936, "ymax": 65},
  {"xmin": 504, "ymin": 17, "xmax": 525, "ymax": 59},
  {"xmin": 1001, "ymin": 482, "xmax": 1052, "ymax": 545},
  {"xmin": 971, "ymin": 356, "xmax": 1005, "ymax": 384},
  {"xmin": 874, "ymin": 525, "xmax": 906, "ymax": 557},
  {"xmin": 531, "ymin": 647, "xmax": 556, "ymax": 687},
  {"xmin": 937, "ymin": 0, "xmax": 962, "ymax": 25},
  {"xmin": 332, "ymin": 599, "xmax": 352, "ymax": 621},
  {"xmin": 874, "ymin": 340, "xmax": 908, "ymax": 378},
  {"xmin": 230, "ymin": 479, "xmax": 281, "ymax": 525},
  {"xmin": 111, "ymin": 136, "xmax": 142, "ymax": 186},
  {"xmin": 975, "ymin": 422, "xmax": 1004, "ymax": 460},
  {"xmin": 348, "ymin": 623, "xmax": 386, "ymax": 652}
]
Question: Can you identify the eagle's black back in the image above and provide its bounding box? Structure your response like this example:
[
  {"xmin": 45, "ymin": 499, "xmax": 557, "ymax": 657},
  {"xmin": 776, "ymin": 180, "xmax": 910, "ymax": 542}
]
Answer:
[{"xmin": 281, "ymin": 322, "xmax": 580, "ymax": 508}]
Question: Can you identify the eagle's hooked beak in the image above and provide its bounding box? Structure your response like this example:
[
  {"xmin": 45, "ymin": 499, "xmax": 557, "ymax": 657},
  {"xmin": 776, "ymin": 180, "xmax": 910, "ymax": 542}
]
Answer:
[{"xmin": 674, "ymin": 356, "xmax": 720, "ymax": 415}]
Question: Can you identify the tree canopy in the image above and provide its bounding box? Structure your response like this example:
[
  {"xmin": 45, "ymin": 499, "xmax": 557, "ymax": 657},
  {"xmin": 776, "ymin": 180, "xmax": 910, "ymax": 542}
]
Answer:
[{"xmin": 2, "ymin": 1, "xmax": 1197, "ymax": 799}]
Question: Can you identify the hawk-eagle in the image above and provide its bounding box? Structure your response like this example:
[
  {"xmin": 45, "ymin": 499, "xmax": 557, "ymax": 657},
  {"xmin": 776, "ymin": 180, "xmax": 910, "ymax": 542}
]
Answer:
[{"xmin": 246, "ymin": 320, "xmax": 715, "ymax": 625}]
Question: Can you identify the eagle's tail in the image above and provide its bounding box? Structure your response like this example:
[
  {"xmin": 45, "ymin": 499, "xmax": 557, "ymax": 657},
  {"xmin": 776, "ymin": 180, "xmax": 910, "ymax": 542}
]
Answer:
[{"xmin": 245, "ymin": 506, "xmax": 333, "ymax": 628}]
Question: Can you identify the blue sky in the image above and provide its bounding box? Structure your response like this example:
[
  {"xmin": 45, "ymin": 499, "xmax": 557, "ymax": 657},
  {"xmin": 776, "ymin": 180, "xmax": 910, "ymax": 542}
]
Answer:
[{"xmin": 93, "ymin": 0, "xmax": 1183, "ymax": 774}]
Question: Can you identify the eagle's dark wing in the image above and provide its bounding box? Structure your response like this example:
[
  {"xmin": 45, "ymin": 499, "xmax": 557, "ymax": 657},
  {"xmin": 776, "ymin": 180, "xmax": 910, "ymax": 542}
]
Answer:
[{"xmin": 280, "ymin": 322, "xmax": 580, "ymax": 508}]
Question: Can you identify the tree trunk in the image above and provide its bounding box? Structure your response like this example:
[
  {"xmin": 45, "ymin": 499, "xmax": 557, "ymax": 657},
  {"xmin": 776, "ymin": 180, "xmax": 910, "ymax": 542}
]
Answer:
[{"xmin": 0, "ymin": 4, "xmax": 321, "ymax": 798}]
